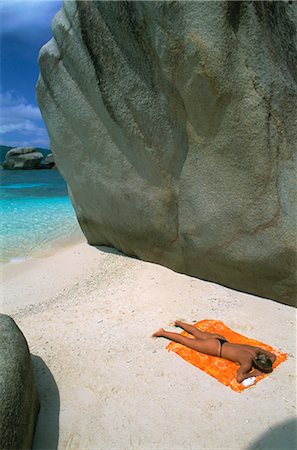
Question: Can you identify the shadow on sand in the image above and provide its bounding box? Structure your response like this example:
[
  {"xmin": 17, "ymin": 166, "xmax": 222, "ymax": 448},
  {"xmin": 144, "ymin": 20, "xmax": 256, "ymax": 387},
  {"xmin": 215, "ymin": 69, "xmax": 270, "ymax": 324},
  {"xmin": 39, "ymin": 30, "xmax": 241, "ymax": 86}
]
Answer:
[
  {"xmin": 247, "ymin": 417, "xmax": 297, "ymax": 450},
  {"xmin": 31, "ymin": 355, "xmax": 60, "ymax": 450},
  {"xmin": 94, "ymin": 245, "xmax": 139, "ymax": 260}
]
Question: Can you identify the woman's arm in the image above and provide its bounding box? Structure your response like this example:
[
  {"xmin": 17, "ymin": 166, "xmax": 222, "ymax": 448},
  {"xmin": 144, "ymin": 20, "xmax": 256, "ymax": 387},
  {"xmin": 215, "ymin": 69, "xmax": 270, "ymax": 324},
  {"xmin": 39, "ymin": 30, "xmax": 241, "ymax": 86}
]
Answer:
[
  {"xmin": 248, "ymin": 368, "xmax": 265, "ymax": 378},
  {"xmin": 237, "ymin": 365, "xmax": 267, "ymax": 382},
  {"xmin": 236, "ymin": 362, "xmax": 253, "ymax": 383}
]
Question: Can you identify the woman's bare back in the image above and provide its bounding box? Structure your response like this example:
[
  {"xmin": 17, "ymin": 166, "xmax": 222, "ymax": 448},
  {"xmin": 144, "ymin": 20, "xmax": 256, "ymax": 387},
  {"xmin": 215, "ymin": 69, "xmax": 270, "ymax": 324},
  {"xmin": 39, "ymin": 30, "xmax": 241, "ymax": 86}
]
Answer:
[{"xmin": 220, "ymin": 342, "xmax": 261, "ymax": 363}]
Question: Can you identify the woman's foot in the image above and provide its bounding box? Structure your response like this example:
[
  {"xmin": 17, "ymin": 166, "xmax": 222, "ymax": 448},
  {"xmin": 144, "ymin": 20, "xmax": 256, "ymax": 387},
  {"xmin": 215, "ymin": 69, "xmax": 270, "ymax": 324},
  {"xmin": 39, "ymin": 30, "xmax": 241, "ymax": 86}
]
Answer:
[
  {"xmin": 152, "ymin": 328, "xmax": 165, "ymax": 338},
  {"xmin": 174, "ymin": 320, "xmax": 182, "ymax": 327}
]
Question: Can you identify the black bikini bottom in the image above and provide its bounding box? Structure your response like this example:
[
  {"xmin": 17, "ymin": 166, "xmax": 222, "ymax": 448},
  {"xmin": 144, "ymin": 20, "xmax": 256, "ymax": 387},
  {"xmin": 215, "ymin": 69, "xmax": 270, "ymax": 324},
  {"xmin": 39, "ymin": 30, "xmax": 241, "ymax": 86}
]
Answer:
[{"xmin": 217, "ymin": 338, "xmax": 228, "ymax": 357}]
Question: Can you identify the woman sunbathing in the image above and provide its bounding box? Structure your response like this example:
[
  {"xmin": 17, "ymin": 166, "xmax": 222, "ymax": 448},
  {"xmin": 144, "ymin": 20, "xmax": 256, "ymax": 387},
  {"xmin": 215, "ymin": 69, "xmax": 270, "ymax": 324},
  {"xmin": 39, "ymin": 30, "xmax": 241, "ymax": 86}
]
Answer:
[{"xmin": 152, "ymin": 320, "xmax": 276, "ymax": 383}]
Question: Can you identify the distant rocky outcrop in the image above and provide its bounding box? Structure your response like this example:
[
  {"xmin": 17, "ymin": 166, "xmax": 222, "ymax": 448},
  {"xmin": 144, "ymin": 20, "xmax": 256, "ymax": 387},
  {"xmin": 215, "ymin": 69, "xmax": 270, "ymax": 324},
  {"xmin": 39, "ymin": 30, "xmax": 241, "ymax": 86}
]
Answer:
[
  {"xmin": 36, "ymin": 1, "xmax": 297, "ymax": 305},
  {"xmin": 0, "ymin": 314, "xmax": 39, "ymax": 449},
  {"xmin": 3, "ymin": 147, "xmax": 43, "ymax": 170},
  {"xmin": 0, "ymin": 145, "xmax": 52, "ymax": 165}
]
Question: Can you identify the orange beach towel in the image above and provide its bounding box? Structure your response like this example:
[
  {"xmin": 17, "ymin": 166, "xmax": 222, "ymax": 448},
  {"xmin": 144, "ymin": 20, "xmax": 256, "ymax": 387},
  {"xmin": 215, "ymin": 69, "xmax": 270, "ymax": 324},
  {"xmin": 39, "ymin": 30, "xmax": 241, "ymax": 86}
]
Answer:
[{"xmin": 166, "ymin": 320, "xmax": 287, "ymax": 392}]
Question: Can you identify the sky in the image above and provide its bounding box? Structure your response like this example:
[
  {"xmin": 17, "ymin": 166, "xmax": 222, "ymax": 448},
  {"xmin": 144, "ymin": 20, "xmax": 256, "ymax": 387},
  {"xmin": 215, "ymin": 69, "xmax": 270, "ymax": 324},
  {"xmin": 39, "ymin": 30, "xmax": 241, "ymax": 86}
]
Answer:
[{"xmin": 0, "ymin": 0, "xmax": 63, "ymax": 149}]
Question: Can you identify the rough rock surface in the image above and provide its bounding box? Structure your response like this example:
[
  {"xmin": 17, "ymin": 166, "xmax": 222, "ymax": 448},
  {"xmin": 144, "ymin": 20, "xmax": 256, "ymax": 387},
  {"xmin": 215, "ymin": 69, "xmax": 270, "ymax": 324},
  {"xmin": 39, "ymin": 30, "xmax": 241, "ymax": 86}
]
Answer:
[
  {"xmin": 0, "ymin": 314, "xmax": 39, "ymax": 449},
  {"xmin": 36, "ymin": 1, "xmax": 297, "ymax": 305},
  {"xmin": 3, "ymin": 147, "xmax": 43, "ymax": 170}
]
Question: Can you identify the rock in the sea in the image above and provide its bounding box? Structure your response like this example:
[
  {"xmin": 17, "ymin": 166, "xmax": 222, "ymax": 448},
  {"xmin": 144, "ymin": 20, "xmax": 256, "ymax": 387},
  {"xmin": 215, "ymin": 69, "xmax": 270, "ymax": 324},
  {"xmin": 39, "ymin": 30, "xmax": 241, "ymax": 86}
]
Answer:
[
  {"xmin": 3, "ymin": 147, "xmax": 43, "ymax": 170},
  {"xmin": 40, "ymin": 152, "xmax": 55, "ymax": 169},
  {"xmin": 44, "ymin": 152, "xmax": 55, "ymax": 166},
  {"xmin": 36, "ymin": 1, "xmax": 297, "ymax": 305},
  {"xmin": 0, "ymin": 314, "xmax": 39, "ymax": 449}
]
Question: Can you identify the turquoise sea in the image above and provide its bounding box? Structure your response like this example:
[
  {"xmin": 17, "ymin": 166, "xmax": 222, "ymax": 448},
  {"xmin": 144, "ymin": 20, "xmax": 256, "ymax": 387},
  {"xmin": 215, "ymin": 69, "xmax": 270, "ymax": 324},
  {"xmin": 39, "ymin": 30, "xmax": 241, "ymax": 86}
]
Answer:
[{"xmin": 0, "ymin": 169, "xmax": 83, "ymax": 263}]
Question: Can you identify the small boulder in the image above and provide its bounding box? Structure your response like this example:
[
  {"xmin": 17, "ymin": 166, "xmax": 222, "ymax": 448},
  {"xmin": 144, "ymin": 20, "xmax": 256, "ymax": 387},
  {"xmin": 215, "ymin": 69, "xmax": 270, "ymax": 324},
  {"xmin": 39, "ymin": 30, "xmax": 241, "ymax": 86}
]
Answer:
[
  {"xmin": 43, "ymin": 152, "xmax": 55, "ymax": 168},
  {"xmin": 3, "ymin": 147, "xmax": 43, "ymax": 170},
  {"xmin": 0, "ymin": 314, "xmax": 39, "ymax": 449}
]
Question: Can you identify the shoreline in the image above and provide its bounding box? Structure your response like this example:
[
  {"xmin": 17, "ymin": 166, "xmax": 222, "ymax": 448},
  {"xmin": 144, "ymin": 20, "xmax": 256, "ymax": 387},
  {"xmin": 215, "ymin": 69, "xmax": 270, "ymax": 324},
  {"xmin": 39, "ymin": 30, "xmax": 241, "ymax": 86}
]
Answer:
[
  {"xmin": 2, "ymin": 240, "xmax": 296, "ymax": 449},
  {"xmin": 1, "ymin": 225, "xmax": 85, "ymax": 267},
  {"xmin": 0, "ymin": 165, "xmax": 83, "ymax": 266},
  {"xmin": 1, "ymin": 239, "xmax": 100, "ymax": 314}
]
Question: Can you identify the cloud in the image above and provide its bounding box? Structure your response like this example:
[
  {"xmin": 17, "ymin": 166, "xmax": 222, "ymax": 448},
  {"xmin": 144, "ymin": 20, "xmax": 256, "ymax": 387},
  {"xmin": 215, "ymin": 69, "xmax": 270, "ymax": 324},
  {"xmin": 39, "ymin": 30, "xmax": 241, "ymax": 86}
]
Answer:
[
  {"xmin": 1, "ymin": 137, "xmax": 50, "ymax": 148},
  {"xmin": 0, "ymin": 90, "xmax": 50, "ymax": 148},
  {"xmin": 0, "ymin": 91, "xmax": 27, "ymax": 106},
  {"xmin": 0, "ymin": 1, "xmax": 63, "ymax": 42},
  {"xmin": 1, "ymin": 91, "xmax": 42, "ymax": 120}
]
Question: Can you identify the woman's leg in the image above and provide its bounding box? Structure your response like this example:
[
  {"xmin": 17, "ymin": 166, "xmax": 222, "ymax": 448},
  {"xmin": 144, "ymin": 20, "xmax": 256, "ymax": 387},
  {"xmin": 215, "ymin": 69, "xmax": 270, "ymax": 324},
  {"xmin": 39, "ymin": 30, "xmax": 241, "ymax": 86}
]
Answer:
[
  {"xmin": 152, "ymin": 328, "xmax": 220, "ymax": 357},
  {"xmin": 175, "ymin": 320, "xmax": 225, "ymax": 341}
]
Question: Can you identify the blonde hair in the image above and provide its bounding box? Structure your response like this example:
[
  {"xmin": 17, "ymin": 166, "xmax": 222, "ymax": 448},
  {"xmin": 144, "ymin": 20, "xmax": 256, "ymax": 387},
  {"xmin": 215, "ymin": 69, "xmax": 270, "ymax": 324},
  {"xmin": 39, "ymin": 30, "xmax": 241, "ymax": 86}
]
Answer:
[{"xmin": 253, "ymin": 354, "xmax": 273, "ymax": 372}]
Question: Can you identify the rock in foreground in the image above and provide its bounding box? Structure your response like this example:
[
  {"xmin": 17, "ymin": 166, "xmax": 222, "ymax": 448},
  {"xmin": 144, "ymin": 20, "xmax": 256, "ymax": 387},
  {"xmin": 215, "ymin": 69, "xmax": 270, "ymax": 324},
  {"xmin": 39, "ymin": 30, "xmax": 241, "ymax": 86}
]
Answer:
[
  {"xmin": 36, "ymin": 1, "xmax": 297, "ymax": 305},
  {"xmin": 0, "ymin": 314, "xmax": 39, "ymax": 449},
  {"xmin": 3, "ymin": 147, "xmax": 43, "ymax": 170}
]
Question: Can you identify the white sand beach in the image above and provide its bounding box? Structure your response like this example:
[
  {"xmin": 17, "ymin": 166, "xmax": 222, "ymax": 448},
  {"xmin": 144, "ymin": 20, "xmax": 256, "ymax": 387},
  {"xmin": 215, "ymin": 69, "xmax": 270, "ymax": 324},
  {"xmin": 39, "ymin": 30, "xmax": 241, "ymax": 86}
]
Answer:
[{"xmin": 2, "ymin": 241, "xmax": 296, "ymax": 450}]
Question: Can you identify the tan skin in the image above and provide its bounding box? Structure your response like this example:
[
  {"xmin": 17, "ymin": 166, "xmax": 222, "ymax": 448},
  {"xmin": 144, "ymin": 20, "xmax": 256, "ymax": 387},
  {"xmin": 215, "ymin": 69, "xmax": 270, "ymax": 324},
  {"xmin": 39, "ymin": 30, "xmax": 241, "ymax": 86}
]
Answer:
[{"xmin": 152, "ymin": 320, "xmax": 276, "ymax": 383}]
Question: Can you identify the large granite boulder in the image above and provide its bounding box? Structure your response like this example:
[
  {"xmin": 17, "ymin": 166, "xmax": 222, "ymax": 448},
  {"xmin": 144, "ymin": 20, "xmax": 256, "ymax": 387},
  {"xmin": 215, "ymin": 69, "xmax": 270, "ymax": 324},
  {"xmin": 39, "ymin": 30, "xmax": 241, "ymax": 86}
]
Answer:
[
  {"xmin": 0, "ymin": 314, "xmax": 39, "ymax": 449},
  {"xmin": 36, "ymin": 1, "xmax": 297, "ymax": 305},
  {"xmin": 3, "ymin": 147, "xmax": 43, "ymax": 170}
]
